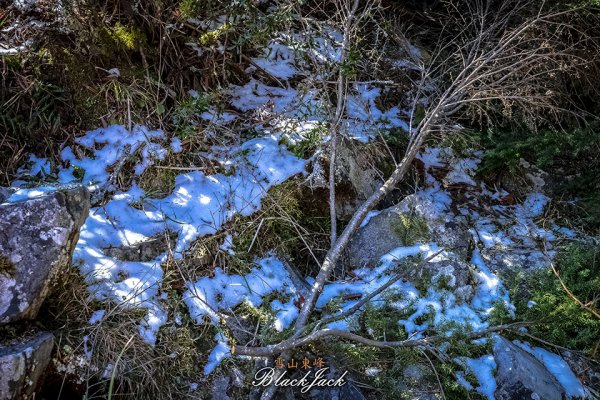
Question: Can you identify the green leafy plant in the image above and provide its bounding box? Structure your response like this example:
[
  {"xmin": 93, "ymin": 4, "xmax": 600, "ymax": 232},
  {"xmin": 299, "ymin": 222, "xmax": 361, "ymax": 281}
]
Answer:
[{"xmin": 172, "ymin": 94, "xmax": 211, "ymax": 139}]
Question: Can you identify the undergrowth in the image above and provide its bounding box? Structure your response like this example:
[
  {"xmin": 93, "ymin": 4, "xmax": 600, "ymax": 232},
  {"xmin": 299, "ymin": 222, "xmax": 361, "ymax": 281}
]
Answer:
[
  {"xmin": 216, "ymin": 178, "xmax": 331, "ymax": 276},
  {"xmin": 38, "ymin": 260, "xmax": 220, "ymax": 399},
  {"xmin": 477, "ymin": 124, "xmax": 600, "ymax": 231},
  {"xmin": 512, "ymin": 242, "xmax": 600, "ymax": 357},
  {"xmin": 0, "ymin": 0, "xmax": 298, "ymax": 185}
]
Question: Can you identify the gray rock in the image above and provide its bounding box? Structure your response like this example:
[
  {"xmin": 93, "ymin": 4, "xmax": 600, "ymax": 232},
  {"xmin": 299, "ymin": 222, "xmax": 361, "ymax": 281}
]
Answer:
[
  {"xmin": 310, "ymin": 381, "xmax": 366, "ymax": 400},
  {"xmin": 395, "ymin": 194, "xmax": 471, "ymax": 255},
  {"xmin": 229, "ymin": 366, "xmax": 245, "ymax": 388},
  {"xmin": 335, "ymin": 140, "xmax": 384, "ymax": 202},
  {"xmin": 481, "ymin": 248, "xmax": 549, "ymax": 276},
  {"xmin": 493, "ymin": 335, "xmax": 565, "ymax": 400},
  {"xmin": 103, "ymin": 231, "xmax": 176, "ymax": 262},
  {"xmin": 0, "ymin": 187, "xmax": 89, "ymax": 324},
  {"xmin": 0, "ymin": 331, "xmax": 54, "ymax": 400},
  {"xmin": 0, "ymin": 188, "xmax": 14, "ymax": 204},
  {"xmin": 304, "ymin": 159, "xmax": 328, "ymax": 190},
  {"xmin": 309, "ymin": 363, "xmax": 366, "ymax": 400},
  {"xmin": 212, "ymin": 375, "xmax": 230, "ymax": 400},
  {"xmin": 334, "ymin": 140, "xmax": 385, "ymax": 220},
  {"xmin": 345, "ymin": 194, "xmax": 470, "ymax": 269}
]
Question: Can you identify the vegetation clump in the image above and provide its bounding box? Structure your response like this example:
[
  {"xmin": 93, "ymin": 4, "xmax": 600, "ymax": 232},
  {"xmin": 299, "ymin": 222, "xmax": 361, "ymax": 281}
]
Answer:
[
  {"xmin": 513, "ymin": 243, "xmax": 600, "ymax": 356},
  {"xmin": 478, "ymin": 125, "xmax": 600, "ymax": 231},
  {"xmin": 391, "ymin": 213, "xmax": 429, "ymax": 246},
  {"xmin": 0, "ymin": 255, "xmax": 15, "ymax": 276}
]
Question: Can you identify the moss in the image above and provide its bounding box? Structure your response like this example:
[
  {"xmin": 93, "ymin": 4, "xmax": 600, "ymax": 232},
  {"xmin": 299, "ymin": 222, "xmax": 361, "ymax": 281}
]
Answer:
[
  {"xmin": 199, "ymin": 23, "xmax": 233, "ymax": 47},
  {"xmin": 0, "ymin": 255, "xmax": 15, "ymax": 276},
  {"xmin": 108, "ymin": 23, "xmax": 147, "ymax": 51},
  {"xmin": 178, "ymin": 0, "xmax": 204, "ymax": 18},
  {"xmin": 232, "ymin": 292, "xmax": 294, "ymax": 345},
  {"xmin": 390, "ymin": 213, "xmax": 429, "ymax": 245}
]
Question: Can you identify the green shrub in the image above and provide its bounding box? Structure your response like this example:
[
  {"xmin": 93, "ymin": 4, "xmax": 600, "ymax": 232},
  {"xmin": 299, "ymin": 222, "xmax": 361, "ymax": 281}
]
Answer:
[
  {"xmin": 283, "ymin": 123, "xmax": 328, "ymax": 159},
  {"xmin": 515, "ymin": 243, "xmax": 600, "ymax": 356}
]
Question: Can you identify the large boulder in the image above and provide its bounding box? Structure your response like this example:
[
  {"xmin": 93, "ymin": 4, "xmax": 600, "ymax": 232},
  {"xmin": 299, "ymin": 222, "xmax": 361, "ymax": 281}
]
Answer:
[
  {"xmin": 0, "ymin": 331, "xmax": 54, "ymax": 400},
  {"xmin": 308, "ymin": 361, "xmax": 366, "ymax": 400},
  {"xmin": 493, "ymin": 336, "xmax": 565, "ymax": 400},
  {"xmin": 0, "ymin": 187, "xmax": 90, "ymax": 324},
  {"xmin": 345, "ymin": 194, "xmax": 470, "ymax": 269}
]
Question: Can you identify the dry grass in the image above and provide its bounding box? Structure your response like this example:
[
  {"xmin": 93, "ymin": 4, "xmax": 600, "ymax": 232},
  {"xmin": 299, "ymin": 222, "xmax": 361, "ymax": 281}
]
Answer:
[{"xmin": 39, "ymin": 259, "xmax": 218, "ymax": 399}]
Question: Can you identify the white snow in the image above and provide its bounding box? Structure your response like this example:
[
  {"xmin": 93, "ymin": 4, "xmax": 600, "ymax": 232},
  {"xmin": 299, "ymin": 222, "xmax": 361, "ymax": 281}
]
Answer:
[
  {"xmin": 470, "ymin": 249, "xmax": 513, "ymax": 316},
  {"xmin": 106, "ymin": 68, "xmax": 121, "ymax": 78},
  {"xmin": 271, "ymin": 299, "xmax": 299, "ymax": 332},
  {"xmin": 183, "ymin": 257, "xmax": 297, "ymax": 324},
  {"xmin": 444, "ymin": 156, "xmax": 480, "ymax": 186},
  {"xmin": 252, "ymin": 42, "xmax": 298, "ymax": 80},
  {"xmin": 204, "ymin": 333, "xmax": 231, "ymax": 375},
  {"xmin": 88, "ymin": 310, "xmax": 105, "ymax": 324},
  {"xmin": 11, "ymin": 125, "xmax": 305, "ymax": 346},
  {"xmin": 359, "ymin": 210, "xmax": 381, "ymax": 228},
  {"xmin": 455, "ymin": 354, "xmax": 497, "ymax": 400},
  {"xmin": 60, "ymin": 125, "xmax": 171, "ymax": 188},
  {"xmin": 219, "ymin": 234, "xmax": 236, "ymax": 255},
  {"xmin": 200, "ymin": 109, "xmax": 237, "ymax": 124},
  {"xmin": 345, "ymin": 83, "xmax": 410, "ymax": 142}
]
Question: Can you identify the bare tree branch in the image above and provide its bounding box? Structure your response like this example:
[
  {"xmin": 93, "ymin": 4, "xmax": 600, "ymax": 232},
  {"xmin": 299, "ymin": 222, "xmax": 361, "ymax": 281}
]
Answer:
[{"xmin": 233, "ymin": 322, "xmax": 531, "ymax": 357}]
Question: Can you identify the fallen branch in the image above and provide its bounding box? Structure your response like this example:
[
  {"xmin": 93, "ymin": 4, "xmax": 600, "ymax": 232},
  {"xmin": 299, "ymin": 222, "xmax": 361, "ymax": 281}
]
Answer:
[{"xmin": 233, "ymin": 322, "xmax": 530, "ymax": 357}]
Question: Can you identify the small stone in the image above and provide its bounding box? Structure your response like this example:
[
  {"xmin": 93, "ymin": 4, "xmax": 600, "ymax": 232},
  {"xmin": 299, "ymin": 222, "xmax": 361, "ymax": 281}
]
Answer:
[{"xmin": 212, "ymin": 375, "xmax": 230, "ymax": 400}]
